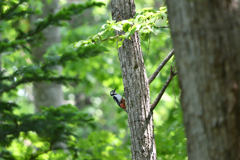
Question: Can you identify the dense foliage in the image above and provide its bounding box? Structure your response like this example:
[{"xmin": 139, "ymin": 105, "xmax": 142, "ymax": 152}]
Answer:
[{"xmin": 0, "ymin": 0, "xmax": 187, "ymax": 159}]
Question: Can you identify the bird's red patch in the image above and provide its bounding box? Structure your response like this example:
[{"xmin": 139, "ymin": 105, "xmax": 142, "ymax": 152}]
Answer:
[{"xmin": 120, "ymin": 98, "xmax": 126, "ymax": 109}]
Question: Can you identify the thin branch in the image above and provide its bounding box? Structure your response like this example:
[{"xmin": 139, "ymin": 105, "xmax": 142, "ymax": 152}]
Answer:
[
  {"xmin": 142, "ymin": 26, "xmax": 169, "ymax": 31},
  {"xmin": 150, "ymin": 67, "xmax": 177, "ymax": 111},
  {"xmin": 1, "ymin": 0, "xmax": 24, "ymax": 19},
  {"xmin": 0, "ymin": 76, "xmax": 79, "ymax": 94},
  {"xmin": 156, "ymin": 26, "xmax": 169, "ymax": 28},
  {"xmin": 148, "ymin": 49, "xmax": 174, "ymax": 84}
]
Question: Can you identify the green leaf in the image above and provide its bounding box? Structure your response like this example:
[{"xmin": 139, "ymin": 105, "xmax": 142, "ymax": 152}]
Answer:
[
  {"xmin": 142, "ymin": 7, "xmax": 157, "ymax": 13},
  {"xmin": 125, "ymin": 25, "xmax": 137, "ymax": 39},
  {"xmin": 123, "ymin": 23, "xmax": 131, "ymax": 32},
  {"xmin": 117, "ymin": 40, "xmax": 124, "ymax": 48}
]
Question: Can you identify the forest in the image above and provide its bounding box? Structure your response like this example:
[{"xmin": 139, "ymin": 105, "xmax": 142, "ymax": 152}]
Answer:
[{"xmin": 0, "ymin": 0, "xmax": 239, "ymax": 160}]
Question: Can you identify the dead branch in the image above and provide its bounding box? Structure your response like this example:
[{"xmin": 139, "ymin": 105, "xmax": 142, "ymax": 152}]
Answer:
[
  {"xmin": 156, "ymin": 26, "xmax": 169, "ymax": 28},
  {"xmin": 148, "ymin": 49, "xmax": 174, "ymax": 84},
  {"xmin": 150, "ymin": 67, "xmax": 177, "ymax": 111}
]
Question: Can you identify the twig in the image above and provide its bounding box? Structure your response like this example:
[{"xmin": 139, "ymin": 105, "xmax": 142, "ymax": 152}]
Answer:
[
  {"xmin": 141, "ymin": 26, "xmax": 169, "ymax": 31},
  {"xmin": 1, "ymin": 0, "xmax": 24, "ymax": 19},
  {"xmin": 150, "ymin": 67, "xmax": 177, "ymax": 111},
  {"xmin": 156, "ymin": 26, "xmax": 169, "ymax": 28},
  {"xmin": 148, "ymin": 49, "xmax": 174, "ymax": 84},
  {"xmin": 100, "ymin": 35, "xmax": 119, "ymax": 43},
  {"xmin": 0, "ymin": 76, "xmax": 79, "ymax": 94}
]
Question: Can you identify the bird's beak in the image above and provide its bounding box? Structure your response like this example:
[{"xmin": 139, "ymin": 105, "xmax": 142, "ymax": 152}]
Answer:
[{"xmin": 114, "ymin": 87, "xmax": 117, "ymax": 92}]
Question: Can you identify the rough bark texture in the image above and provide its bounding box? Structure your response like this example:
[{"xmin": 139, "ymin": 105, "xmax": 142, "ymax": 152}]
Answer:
[
  {"xmin": 167, "ymin": 1, "xmax": 240, "ymax": 160},
  {"xmin": 111, "ymin": 0, "xmax": 156, "ymax": 159},
  {"xmin": 31, "ymin": 0, "xmax": 63, "ymax": 112}
]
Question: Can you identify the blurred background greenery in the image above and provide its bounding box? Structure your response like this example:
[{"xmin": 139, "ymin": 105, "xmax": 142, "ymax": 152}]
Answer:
[{"xmin": 0, "ymin": 0, "xmax": 187, "ymax": 159}]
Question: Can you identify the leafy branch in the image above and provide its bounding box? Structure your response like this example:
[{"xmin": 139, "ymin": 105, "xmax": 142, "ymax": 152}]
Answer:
[
  {"xmin": 74, "ymin": 6, "xmax": 168, "ymax": 48},
  {"xmin": 0, "ymin": 75, "xmax": 79, "ymax": 94},
  {"xmin": 0, "ymin": 1, "xmax": 105, "ymax": 54},
  {"xmin": 0, "ymin": 104, "xmax": 95, "ymax": 147},
  {"xmin": 0, "ymin": 41, "xmax": 108, "ymax": 94},
  {"xmin": 0, "ymin": 0, "xmax": 28, "ymax": 20},
  {"xmin": 16, "ymin": 2, "xmax": 105, "ymax": 40}
]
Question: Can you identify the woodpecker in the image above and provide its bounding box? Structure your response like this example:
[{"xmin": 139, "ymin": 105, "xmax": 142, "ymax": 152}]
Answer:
[{"xmin": 110, "ymin": 88, "xmax": 126, "ymax": 112}]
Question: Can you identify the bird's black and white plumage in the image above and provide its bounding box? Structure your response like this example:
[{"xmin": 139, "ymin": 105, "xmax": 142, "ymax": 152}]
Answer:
[{"xmin": 110, "ymin": 88, "xmax": 126, "ymax": 111}]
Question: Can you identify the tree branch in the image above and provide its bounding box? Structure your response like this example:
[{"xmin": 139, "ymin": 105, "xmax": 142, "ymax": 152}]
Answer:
[
  {"xmin": 148, "ymin": 49, "xmax": 174, "ymax": 84},
  {"xmin": 150, "ymin": 67, "xmax": 177, "ymax": 111},
  {"xmin": 156, "ymin": 26, "xmax": 169, "ymax": 28},
  {"xmin": 0, "ymin": 76, "xmax": 79, "ymax": 94},
  {"xmin": 1, "ymin": 0, "xmax": 24, "ymax": 19}
]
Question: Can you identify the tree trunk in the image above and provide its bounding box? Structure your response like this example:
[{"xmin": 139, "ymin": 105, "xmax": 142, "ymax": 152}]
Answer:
[
  {"xmin": 111, "ymin": 0, "xmax": 156, "ymax": 159},
  {"xmin": 167, "ymin": 1, "xmax": 240, "ymax": 160},
  {"xmin": 31, "ymin": 0, "xmax": 63, "ymax": 112}
]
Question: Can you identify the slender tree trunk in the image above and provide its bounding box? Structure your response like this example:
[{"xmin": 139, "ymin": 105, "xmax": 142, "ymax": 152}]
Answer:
[
  {"xmin": 31, "ymin": 0, "xmax": 63, "ymax": 112},
  {"xmin": 167, "ymin": 1, "xmax": 240, "ymax": 160},
  {"xmin": 111, "ymin": 0, "xmax": 156, "ymax": 159}
]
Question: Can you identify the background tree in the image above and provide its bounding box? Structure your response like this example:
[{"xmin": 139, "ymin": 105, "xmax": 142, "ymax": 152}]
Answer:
[
  {"xmin": 0, "ymin": 0, "xmax": 107, "ymax": 159},
  {"xmin": 167, "ymin": 0, "xmax": 240, "ymax": 159},
  {"xmin": 31, "ymin": 0, "xmax": 63, "ymax": 112}
]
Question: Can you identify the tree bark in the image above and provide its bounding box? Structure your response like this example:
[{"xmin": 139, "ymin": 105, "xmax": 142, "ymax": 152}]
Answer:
[
  {"xmin": 167, "ymin": 1, "xmax": 240, "ymax": 160},
  {"xmin": 111, "ymin": 0, "xmax": 156, "ymax": 159},
  {"xmin": 31, "ymin": 0, "xmax": 63, "ymax": 112}
]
